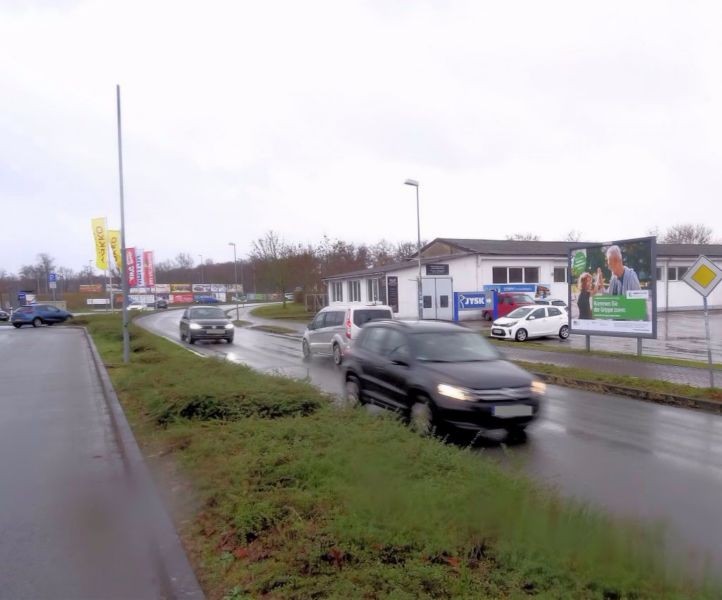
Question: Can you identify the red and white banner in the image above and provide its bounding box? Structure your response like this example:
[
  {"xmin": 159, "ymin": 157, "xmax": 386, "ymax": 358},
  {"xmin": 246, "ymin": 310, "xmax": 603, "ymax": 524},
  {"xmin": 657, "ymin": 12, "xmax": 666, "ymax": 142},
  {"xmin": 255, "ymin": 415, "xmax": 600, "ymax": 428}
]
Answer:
[
  {"xmin": 126, "ymin": 247, "xmax": 138, "ymax": 287},
  {"xmin": 171, "ymin": 293, "xmax": 194, "ymax": 304},
  {"xmin": 143, "ymin": 251, "xmax": 155, "ymax": 287},
  {"xmin": 135, "ymin": 246, "xmax": 145, "ymax": 287}
]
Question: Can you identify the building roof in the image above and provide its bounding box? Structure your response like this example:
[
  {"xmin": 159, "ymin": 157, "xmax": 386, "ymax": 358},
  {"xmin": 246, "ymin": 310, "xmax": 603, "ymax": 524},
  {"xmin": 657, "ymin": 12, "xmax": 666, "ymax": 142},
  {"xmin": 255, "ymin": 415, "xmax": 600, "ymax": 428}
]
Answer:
[{"xmin": 322, "ymin": 238, "xmax": 722, "ymax": 281}]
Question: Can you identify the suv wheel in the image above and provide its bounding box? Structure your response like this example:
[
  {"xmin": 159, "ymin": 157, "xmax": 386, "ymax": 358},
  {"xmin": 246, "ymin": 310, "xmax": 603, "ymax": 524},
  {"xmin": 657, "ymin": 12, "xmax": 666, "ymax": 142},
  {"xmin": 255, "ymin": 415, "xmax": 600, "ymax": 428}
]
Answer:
[
  {"xmin": 410, "ymin": 397, "xmax": 434, "ymax": 436},
  {"xmin": 342, "ymin": 378, "xmax": 361, "ymax": 408},
  {"xmin": 559, "ymin": 325, "xmax": 569, "ymax": 339},
  {"xmin": 188, "ymin": 336, "xmax": 195, "ymax": 345},
  {"xmin": 13, "ymin": 323, "xmax": 22, "ymax": 329},
  {"xmin": 332, "ymin": 343, "xmax": 343, "ymax": 366},
  {"xmin": 515, "ymin": 328, "xmax": 528, "ymax": 342},
  {"xmin": 32, "ymin": 317, "xmax": 42, "ymax": 328},
  {"xmin": 302, "ymin": 340, "xmax": 311, "ymax": 361}
]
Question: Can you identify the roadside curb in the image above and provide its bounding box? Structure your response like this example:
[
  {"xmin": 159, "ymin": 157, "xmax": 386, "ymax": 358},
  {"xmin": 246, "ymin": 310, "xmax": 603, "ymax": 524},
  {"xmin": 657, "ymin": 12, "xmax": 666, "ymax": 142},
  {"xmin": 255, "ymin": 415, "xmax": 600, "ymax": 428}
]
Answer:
[
  {"xmin": 525, "ymin": 368, "xmax": 722, "ymax": 415},
  {"xmin": 80, "ymin": 327, "xmax": 205, "ymax": 599}
]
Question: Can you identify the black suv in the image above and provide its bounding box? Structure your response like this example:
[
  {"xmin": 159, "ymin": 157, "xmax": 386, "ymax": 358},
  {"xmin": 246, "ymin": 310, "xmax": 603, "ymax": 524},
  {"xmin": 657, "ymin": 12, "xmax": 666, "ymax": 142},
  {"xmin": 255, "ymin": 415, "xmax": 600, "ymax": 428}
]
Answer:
[{"xmin": 342, "ymin": 320, "xmax": 544, "ymax": 438}]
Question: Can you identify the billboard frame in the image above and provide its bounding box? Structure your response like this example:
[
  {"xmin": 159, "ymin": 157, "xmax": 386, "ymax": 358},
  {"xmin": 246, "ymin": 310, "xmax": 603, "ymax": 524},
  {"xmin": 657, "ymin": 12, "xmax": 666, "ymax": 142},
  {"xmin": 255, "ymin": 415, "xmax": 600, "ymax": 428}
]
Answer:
[{"xmin": 568, "ymin": 235, "xmax": 657, "ymax": 340}]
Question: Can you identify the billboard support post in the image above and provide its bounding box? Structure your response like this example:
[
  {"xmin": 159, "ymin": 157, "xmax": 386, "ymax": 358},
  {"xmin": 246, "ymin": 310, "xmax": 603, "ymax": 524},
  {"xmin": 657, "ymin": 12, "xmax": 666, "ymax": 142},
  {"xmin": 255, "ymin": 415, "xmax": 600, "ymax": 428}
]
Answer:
[
  {"xmin": 585, "ymin": 335, "xmax": 590, "ymax": 352},
  {"xmin": 703, "ymin": 296, "xmax": 714, "ymax": 388}
]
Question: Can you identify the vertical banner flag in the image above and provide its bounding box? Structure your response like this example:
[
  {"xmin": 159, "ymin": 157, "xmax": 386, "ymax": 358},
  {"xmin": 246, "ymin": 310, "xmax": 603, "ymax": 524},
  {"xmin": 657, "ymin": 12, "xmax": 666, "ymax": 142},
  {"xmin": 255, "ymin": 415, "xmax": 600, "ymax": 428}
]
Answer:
[
  {"xmin": 91, "ymin": 217, "xmax": 108, "ymax": 270},
  {"xmin": 108, "ymin": 230, "xmax": 122, "ymax": 270},
  {"xmin": 143, "ymin": 251, "xmax": 156, "ymax": 287},
  {"xmin": 126, "ymin": 247, "xmax": 138, "ymax": 287},
  {"xmin": 135, "ymin": 246, "xmax": 145, "ymax": 287}
]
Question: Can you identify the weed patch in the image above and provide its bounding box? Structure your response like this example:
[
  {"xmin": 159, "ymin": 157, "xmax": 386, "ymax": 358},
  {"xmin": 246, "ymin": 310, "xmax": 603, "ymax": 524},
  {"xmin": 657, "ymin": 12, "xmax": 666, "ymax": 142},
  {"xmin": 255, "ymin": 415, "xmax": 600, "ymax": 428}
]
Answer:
[{"xmin": 84, "ymin": 313, "xmax": 720, "ymax": 600}]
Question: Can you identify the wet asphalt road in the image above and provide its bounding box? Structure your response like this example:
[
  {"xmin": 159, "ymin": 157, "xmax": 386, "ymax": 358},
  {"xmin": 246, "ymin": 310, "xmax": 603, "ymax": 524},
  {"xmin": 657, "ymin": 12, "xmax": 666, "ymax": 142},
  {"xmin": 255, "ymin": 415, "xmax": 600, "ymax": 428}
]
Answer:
[
  {"xmin": 140, "ymin": 308, "xmax": 722, "ymax": 576},
  {"xmin": 0, "ymin": 326, "xmax": 201, "ymax": 599}
]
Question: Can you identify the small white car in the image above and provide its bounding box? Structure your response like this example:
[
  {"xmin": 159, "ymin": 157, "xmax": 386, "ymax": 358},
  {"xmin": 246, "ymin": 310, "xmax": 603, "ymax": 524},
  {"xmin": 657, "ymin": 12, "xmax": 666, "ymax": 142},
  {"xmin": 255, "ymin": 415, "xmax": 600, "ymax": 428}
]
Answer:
[
  {"xmin": 127, "ymin": 302, "xmax": 147, "ymax": 311},
  {"xmin": 491, "ymin": 305, "xmax": 569, "ymax": 342}
]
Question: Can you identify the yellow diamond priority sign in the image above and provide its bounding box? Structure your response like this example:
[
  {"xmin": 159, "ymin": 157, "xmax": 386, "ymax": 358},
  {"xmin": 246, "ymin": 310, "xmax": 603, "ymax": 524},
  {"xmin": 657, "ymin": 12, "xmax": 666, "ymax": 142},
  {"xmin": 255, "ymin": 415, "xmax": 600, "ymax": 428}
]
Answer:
[{"xmin": 682, "ymin": 255, "xmax": 722, "ymax": 298}]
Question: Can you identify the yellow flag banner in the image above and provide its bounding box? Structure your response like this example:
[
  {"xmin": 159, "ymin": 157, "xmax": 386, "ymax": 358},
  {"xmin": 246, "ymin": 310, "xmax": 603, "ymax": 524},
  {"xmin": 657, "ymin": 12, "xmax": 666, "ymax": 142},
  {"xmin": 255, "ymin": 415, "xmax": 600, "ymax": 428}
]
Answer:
[
  {"xmin": 91, "ymin": 217, "xmax": 108, "ymax": 270},
  {"xmin": 108, "ymin": 229, "xmax": 122, "ymax": 270}
]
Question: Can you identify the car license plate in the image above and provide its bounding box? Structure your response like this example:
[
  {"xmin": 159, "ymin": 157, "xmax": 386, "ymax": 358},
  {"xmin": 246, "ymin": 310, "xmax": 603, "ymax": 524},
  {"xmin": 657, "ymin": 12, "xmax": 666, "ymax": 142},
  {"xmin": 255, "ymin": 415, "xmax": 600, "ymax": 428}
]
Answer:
[
  {"xmin": 493, "ymin": 405, "xmax": 533, "ymax": 418},
  {"xmin": 492, "ymin": 328, "xmax": 505, "ymax": 336}
]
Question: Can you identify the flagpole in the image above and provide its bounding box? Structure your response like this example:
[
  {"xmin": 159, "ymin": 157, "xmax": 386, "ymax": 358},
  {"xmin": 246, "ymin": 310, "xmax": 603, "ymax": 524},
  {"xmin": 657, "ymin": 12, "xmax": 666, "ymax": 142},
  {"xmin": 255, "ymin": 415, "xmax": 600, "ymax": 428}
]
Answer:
[{"xmin": 117, "ymin": 84, "xmax": 130, "ymax": 363}]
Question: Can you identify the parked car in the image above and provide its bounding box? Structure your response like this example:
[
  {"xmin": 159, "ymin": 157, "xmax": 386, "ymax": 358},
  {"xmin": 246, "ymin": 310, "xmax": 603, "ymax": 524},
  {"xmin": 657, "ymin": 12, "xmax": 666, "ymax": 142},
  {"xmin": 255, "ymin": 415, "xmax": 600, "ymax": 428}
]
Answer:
[
  {"xmin": 180, "ymin": 305, "xmax": 234, "ymax": 344},
  {"xmin": 342, "ymin": 320, "xmax": 544, "ymax": 439},
  {"xmin": 302, "ymin": 303, "xmax": 393, "ymax": 365},
  {"xmin": 0, "ymin": 309, "xmax": 9, "ymax": 322},
  {"xmin": 534, "ymin": 297, "xmax": 568, "ymax": 311},
  {"xmin": 490, "ymin": 305, "xmax": 569, "ymax": 342},
  {"xmin": 152, "ymin": 299, "xmax": 168, "ymax": 309},
  {"xmin": 11, "ymin": 304, "xmax": 74, "ymax": 328},
  {"xmin": 194, "ymin": 295, "xmax": 220, "ymax": 304},
  {"xmin": 127, "ymin": 302, "xmax": 147, "ymax": 311},
  {"xmin": 481, "ymin": 292, "xmax": 535, "ymax": 321}
]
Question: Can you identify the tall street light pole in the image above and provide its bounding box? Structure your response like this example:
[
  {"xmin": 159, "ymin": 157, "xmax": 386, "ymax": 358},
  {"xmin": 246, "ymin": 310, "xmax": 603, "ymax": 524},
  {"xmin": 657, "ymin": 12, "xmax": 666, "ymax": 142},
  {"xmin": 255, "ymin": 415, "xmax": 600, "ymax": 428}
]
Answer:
[
  {"xmin": 198, "ymin": 254, "xmax": 204, "ymax": 284},
  {"xmin": 116, "ymin": 84, "xmax": 130, "ymax": 363},
  {"xmin": 404, "ymin": 179, "xmax": 423, "ymax": 320},
  {"xmin": 229, "ymin": 242, "xmax": 239, "ymax": 319},
  {"xmin": 88, "ymin": 260, "xmax": 93, "ymax": 284}
]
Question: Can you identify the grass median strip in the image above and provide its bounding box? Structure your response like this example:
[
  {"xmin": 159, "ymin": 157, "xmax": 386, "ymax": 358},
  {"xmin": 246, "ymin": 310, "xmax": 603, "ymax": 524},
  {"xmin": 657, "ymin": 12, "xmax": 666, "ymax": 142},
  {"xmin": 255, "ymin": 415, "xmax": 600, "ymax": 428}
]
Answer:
[
  {"xmin": 85, "ymin": 313, "xmax": 719, "ymax": 599},
  {"xmin": 250, "ymin": 302, "xmax": 315, "ymax": 322}
]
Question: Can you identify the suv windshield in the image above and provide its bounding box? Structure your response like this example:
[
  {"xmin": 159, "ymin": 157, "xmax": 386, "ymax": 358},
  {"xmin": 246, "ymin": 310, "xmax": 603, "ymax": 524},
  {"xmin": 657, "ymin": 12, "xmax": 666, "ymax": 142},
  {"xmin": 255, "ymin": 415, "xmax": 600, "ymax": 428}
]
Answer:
[
  {"xmin": 353, "ymin": 309, "xmax": 392, "ymax": 327},
  {"xmin": 191, "ymin": 307, "xmax": 226, "ymax": 319},
  {"xmin": 411, "ymin": 332, "xmax": 499, "ymax": 362},
  {"xmin": 507, "ymin": 307, "xmax": 534, "ymax": 318}
]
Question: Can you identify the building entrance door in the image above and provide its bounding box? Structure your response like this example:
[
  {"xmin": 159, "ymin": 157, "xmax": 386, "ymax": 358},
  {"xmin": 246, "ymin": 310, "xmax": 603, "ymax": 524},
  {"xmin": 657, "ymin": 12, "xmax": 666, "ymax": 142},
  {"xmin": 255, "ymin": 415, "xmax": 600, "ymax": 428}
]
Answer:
[{"xmin": 421, "ymin": 277, "xmax": 453, "ymax": 320}]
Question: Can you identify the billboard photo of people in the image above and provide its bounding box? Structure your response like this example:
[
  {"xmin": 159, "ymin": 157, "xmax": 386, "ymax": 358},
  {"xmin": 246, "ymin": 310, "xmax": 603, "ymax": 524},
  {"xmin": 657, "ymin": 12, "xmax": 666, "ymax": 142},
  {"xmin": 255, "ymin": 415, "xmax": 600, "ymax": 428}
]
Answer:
[{"xmin": 569, "ymin": 236, "xmax": 657, "ymax": 338}]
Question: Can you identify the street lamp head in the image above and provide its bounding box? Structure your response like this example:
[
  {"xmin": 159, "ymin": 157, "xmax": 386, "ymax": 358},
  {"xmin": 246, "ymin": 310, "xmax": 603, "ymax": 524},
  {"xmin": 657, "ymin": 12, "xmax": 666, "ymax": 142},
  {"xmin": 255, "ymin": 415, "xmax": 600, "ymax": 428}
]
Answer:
[
  {"xmin": 228, "ymin": 242, "xmax": 235, "ymax": 247},
  {"xmin": 404, "ymin": 179, "xmax": 419, "ymax": 187}
]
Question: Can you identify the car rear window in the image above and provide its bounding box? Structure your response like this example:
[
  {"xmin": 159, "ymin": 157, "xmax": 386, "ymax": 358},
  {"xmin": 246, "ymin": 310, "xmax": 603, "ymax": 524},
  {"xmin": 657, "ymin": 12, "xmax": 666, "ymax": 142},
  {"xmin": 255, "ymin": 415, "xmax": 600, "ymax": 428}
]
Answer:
[{"xmin": 353, "ymin": 309, "xmax": 391, "ymax": 327}]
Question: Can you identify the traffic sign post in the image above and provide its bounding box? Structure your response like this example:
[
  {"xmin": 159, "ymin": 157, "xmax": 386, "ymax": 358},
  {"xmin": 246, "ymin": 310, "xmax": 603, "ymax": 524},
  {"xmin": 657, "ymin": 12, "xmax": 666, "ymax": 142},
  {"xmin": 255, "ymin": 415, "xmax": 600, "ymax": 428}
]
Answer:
[
  {"xmin": 682, "ymin": 256, "xmax": 722, "ymax": 388},
  {"xmin": 48, "ymin": 272, "xmax": 57, "ymax": 301}
]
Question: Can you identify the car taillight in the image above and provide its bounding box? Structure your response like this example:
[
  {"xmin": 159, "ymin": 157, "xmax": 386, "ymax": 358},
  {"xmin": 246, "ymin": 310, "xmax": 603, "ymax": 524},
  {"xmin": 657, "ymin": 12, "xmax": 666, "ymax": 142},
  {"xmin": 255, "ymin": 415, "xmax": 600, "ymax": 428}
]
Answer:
[{"xmin": 345, "ymin": 311, "xmax": 351, "ymax": 339}]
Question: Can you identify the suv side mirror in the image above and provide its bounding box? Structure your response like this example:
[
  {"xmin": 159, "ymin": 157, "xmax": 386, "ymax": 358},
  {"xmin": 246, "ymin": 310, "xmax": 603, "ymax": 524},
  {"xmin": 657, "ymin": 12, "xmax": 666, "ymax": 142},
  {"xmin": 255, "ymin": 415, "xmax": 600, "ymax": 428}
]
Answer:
[
  {"xmin": 527, "ymin": 316, "xmax": 535, "ymax": 320},
  {"xmin": 389, "ymin": 348, "xmax": 410, "ymax": 366}
]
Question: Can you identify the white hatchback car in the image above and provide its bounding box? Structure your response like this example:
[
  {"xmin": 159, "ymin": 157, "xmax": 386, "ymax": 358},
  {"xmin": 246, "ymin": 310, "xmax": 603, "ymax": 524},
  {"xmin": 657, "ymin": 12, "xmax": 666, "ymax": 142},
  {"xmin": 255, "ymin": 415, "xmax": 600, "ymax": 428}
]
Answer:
[{"xmin": 491, "ymin": 305, "xmax": 569, "ymax": 342}]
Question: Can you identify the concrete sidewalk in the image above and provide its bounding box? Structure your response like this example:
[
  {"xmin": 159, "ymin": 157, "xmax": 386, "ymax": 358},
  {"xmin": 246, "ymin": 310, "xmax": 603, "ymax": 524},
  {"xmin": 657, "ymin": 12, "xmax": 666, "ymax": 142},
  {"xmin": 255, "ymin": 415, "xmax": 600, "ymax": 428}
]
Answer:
[{"xmin": 0, "ymin": 326, "xmax": 203, "ymax": 599}]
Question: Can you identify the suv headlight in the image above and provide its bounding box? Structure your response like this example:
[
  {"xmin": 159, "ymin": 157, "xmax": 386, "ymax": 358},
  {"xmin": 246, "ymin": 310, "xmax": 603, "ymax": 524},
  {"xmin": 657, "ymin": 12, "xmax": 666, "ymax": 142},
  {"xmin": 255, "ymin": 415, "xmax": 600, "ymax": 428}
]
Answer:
[
  {"xmin": 437, "ymin": 384, "xmax": 474, "ymax": 402},
  {"xmin": 531, "ymin": 380, "xmax": 546, "ymax": 395},
  {"xmin": 225, "ymin": 323, "xmax": 234, "ymax": 329},
  {"xmin": 189, "ymin": 323, "xmax": 202, "ymax": 330}
]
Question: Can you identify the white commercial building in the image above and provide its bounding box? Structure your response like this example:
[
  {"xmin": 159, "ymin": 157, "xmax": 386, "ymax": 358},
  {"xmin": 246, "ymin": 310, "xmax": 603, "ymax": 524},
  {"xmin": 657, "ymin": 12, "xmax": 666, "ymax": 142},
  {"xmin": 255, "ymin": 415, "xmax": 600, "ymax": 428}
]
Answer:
[{"xmin": 323, "ymin": 238, "xmax": 722, "ymax": 320}]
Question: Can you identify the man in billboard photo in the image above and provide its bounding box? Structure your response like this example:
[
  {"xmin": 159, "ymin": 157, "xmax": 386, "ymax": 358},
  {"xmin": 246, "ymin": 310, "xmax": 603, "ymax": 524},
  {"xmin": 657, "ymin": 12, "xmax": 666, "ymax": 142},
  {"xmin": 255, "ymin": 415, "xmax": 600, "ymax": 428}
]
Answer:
[{"xmin": 599, "ymin": 245, "xmax": 641, "ymax": 295}]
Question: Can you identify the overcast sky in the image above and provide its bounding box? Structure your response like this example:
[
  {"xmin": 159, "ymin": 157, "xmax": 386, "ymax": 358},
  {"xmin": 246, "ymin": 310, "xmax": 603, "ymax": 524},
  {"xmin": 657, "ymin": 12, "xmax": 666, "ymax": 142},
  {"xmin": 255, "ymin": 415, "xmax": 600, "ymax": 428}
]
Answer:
[{"xmin": 2, "ymin": 1, "xmax": 721, "ymax": 274}]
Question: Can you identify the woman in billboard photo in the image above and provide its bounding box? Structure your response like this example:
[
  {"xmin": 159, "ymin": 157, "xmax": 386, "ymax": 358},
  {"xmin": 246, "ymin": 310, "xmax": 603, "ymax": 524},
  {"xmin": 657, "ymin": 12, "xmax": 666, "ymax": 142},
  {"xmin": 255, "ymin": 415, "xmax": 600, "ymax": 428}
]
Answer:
[{"xmin": 577, "ymin": 272, "xmax": 596, "ymax": 319}]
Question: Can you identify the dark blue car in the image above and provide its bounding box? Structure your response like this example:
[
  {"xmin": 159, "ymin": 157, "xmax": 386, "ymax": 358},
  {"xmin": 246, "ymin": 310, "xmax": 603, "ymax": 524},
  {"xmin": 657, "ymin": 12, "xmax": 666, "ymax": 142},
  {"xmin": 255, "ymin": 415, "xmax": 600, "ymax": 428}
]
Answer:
[{"xmin": 11, "ymin": 304, "xmax": 74, "ymax": 328}]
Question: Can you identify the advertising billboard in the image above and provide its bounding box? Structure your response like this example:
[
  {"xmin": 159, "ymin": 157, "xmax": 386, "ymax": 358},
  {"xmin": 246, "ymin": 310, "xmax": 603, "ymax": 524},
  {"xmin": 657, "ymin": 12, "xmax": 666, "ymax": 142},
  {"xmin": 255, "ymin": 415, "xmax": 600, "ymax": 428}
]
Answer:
[
  {"xmin": 170, "ymin": 283, "xmax": 191, "ymax": 293},
  {"xmin": 569, "ymin": 236, "xmax": 657, "ymax": 338}
]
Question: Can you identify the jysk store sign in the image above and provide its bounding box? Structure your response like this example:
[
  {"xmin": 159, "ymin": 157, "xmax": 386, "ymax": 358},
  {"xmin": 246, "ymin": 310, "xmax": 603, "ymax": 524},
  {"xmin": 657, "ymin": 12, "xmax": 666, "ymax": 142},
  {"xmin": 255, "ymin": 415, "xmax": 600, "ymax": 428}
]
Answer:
[{"xmin": 452, "ymin": 292, "xmax": 487, "ymax": 321}]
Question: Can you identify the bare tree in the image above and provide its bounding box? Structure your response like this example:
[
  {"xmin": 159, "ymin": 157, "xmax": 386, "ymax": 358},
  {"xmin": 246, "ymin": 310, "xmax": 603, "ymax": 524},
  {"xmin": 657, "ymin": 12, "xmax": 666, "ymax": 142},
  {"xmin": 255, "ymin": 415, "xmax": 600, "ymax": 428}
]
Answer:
[
  {"xmin": 252, "ymin": 231, "xmax": 293, "ymax": 305},
  {"xmin": 564, "ymin": 230, "xmax": 583, "ymax": 242},
  {"xmin": 660, "ymin": 223, "xmax": 713, "ymax": 244},
  {"xmin": 174, "ymin": 253, "xmax": 195, "ymax": 269},
  {"xmin": 506, "ymin": 233, "xmax": 540, "ymax": 241}
]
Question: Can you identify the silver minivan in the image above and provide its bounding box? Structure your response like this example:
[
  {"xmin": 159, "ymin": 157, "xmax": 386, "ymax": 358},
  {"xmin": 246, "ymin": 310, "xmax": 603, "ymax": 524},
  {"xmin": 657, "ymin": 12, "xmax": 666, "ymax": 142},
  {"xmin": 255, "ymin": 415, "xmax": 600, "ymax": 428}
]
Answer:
[{"xmin": 302, "ymin": 303, "xmax": 393, "ymax": 365}]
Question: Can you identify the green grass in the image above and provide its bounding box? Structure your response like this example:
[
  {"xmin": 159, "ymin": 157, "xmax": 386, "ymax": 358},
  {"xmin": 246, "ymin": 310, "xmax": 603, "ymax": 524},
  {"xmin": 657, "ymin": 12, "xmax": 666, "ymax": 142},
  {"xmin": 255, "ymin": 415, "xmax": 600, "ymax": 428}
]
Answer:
[
  {"xmin": 248, "ymin": 324, "xmax": 298, "ymax": 335},
  {"xmin": 84, "ymin": 313, "xmax": 719, "ymax": 600},
  {"xmin": 233, "ymin": 320, "xmax": 252, "ymax": 327},
  {"xmin": 250, "ymin": 302, "xmax": 315, "ymax": 322},
  {"xmin": 514, "ymin": 360, "xmax": 722, "ymax": 403},
  {"xmin": 488, "ymin": 337, "xmax": 722, "ymax": 370}
]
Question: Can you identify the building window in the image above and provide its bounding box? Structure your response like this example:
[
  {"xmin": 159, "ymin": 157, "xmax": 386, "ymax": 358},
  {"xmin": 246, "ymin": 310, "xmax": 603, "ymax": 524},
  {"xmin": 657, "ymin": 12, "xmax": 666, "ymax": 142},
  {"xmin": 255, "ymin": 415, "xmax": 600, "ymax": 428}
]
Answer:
[
  {"xmin": 553, "ymin": 267, "xmax": 567, "ymax": 283},
  {"xmin": 524, "ymin": 267, "xmax": 539, "ymax": 283},
  {"xmin": 655, "ymin": 267, "xmax": 662, "ymax": 281},
  {"xmin": 331, "ymin": 281, "xmax": 343, "ymax": 302},
  {"xmin": 508, "ymin": 268, "xmax": 523, "ymax": 283},
  {"xmin": 439, "ymin": 295, "xmax": 449, "ymax": 308},
  {"xmin": 423, "ymin": 296, "xmax": 432, "ymax": 309},
  {"xmin": 349, "ymin": 280, "xmax": 361, "ymax": 302},
  {"xmin": 492, "ymin": 267, "xmax": 507, "ymax": 284},
  {"xmin": 677, "ymin": 266, "xmax": 688, "ymax": 279},
  {"xmin": 367, "ymin": 278, "xmax": 382, "ymax": 302}
]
